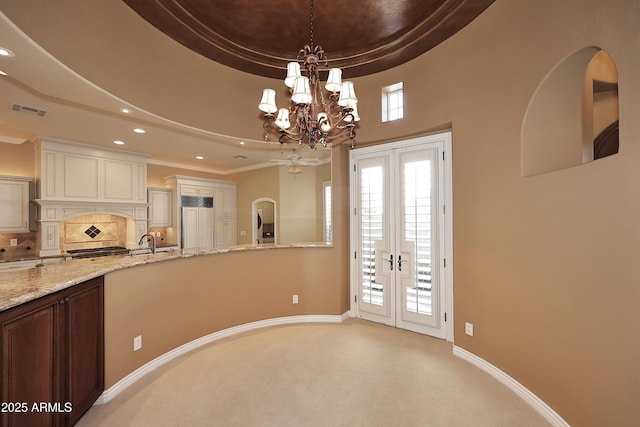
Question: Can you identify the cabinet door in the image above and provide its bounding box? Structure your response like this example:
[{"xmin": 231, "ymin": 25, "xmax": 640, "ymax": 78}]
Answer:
[
  {"xmin": 0, "ymin": 180, "xmax": 30, "ymax": 232},
  {"xmin": 198, "ymin": 187, "xmax": 214, "ymax": 197},
  {"xmin": 215, "ymin": 217, "xmax": 227, "ymax": 248},
  {"xmin": 148, "ymin": 189, "xmax": 172, "ymax": 227},
  {"xmin": 182, "ymin": 207, "xmax": 199, "ymax": 249},
  {"xmin": 0, "ymin": 295, "xmax": 60, "ymax": 427},
  {"xmin": 214, "ymin": 187, "xmax": 235, "ymax": 219},
  {"xmin": 215, "ymin": 217, "xmax": 236, "ymax": 247},
  {"xmin": 64, "ymin": 278, "xmax": 104, "ymax": 426},
  {"xmin": 198, "ymin": 208, "xmax": 214, "ymax": 248},
  {"xmin": 0, "ymin": 278, "xmax": 104, "ymax": 427},
  {"xmin": 183, "ymin": 208, "xmax": 214, "ymax": 249},
  {"xmin": 180, "ymin": 185, "xmax": 198, "ymax": 196}
]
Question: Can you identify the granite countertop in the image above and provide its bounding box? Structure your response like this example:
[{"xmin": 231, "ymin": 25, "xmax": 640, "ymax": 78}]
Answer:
[
  {"xmin": 0, "ymin": 254, "xmax": 48, "ymax": 263},
  {"xmin": 0, "ymin": 243, "xmax": 331, "ymax": 313}
]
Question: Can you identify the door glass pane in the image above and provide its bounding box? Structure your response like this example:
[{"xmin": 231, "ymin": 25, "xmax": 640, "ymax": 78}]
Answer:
[
  {"xmin": 403, "ymin": 159, "xmax": 432, "ymax": 315},
  {"xmin": 323, "ymin": 181, "xmax": 332, "ymax": 243},
  {"xmin": 360, "ymin": 165, "xmax": 384, "ymax": 306}
]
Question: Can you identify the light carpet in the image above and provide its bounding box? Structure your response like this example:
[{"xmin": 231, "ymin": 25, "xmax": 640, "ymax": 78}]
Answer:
[{"xmin": 77, "ymin": 318, "xmax": 549, "ymax": 426}]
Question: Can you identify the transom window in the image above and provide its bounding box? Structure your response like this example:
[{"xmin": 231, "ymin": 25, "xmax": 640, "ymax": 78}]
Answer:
[{"xmin": 382, "ymin": 82, "xmax": 404, "ymax": 122}]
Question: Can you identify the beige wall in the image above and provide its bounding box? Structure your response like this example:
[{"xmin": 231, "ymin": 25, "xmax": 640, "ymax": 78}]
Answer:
[
  {"xmin": 315, "ymin": 162, "xmax": 331, "ymax": 242},
  {"xmin": 0, "ymin": 141, "xmax": 35, "ymax": 177},
  {"xmin": 345, "ymin": 1, "xmax": 639, "ymax": 425},
  {"xmin": 1, "ymin": 0, "xmax": 639, "ymax": 424},
  {"xmin": 230, "ymin": 163, "xmax": 330, "ymax": 245},
  {"xmin": 104, "ymin": 246, "xmax": 343, "ymax": 388},
  {"xmin": 229, "ymin": 166, "xmax": 280, "ymax": 245},
  {"xmin": 278, "ymin": 165, "xmax": 316, "ymax": 243}
]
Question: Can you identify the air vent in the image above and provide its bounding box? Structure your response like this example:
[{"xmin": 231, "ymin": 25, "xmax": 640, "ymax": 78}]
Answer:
[{"xmin": 11, "ymin": 103, "xmax": 48, "ymax": 117}]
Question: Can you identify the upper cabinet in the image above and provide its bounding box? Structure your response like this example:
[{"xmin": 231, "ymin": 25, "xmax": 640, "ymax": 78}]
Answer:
[
  {"xmin": 36, "ymin": 138, "xmax": 147, "ymax": 203},
  {"xmin": 0, "ymin": 176, "xmax": 34, "ymax": 233},
  {"xmin": 148, "ymin": 187, "xmax": 172, "ymax": 227}
]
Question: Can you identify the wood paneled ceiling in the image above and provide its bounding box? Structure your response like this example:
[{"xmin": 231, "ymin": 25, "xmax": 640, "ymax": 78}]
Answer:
[{"xmin": 123, "ymin": 0, "xmax": 495, "ymax": 79}]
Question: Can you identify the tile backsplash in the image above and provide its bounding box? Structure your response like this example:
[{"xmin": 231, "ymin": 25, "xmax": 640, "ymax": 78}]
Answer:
[
  {"xmin": 63, "ymin": 214, "xmax": 128, "ymax": 251},
  {"xmin": 0, "ymin": 232, "xmax": 38, "ymax": 259}
]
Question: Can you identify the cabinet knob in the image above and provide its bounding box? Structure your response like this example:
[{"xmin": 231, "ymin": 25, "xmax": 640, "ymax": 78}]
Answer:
[{"xmin": 59, "ymin": 297, "xmax": 70, "ymax": 304}]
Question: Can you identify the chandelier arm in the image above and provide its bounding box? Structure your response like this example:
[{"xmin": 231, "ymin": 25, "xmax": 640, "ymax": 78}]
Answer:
[
  {"xmin": 278, "ymin": 132, "xmax": 304, "ymax": 145},
  {"xmin": 257, "ymin": 0, "xmax": 358, "ymax": 150}
]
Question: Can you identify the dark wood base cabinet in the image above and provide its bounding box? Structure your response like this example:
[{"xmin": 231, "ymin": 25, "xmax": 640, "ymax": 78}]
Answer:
[{"xmin": 1, "ymin": 277, "xmax": 104, "ymax": 427}]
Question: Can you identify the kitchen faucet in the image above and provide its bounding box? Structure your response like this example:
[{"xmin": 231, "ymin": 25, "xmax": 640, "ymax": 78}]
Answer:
[{"xmin": 138, "ymin": 233, "xmax": 156, "ymax": 254}]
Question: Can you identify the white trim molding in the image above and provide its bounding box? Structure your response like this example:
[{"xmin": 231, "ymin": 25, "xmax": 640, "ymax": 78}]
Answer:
[
  {"xmin": 95, "ymin": 313, "xmax": 350, "ymax": 405},
  {"xmin": 452, "ymin": 345, "xmax": 570, "ymax": 427}
]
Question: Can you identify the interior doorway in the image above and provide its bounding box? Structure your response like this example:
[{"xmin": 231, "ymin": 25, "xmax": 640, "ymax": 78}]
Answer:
[
  {"xmin": 350, "ymin": 132, "xmax": 453, "ymax": 340},
  {"xmin": 252, "ymin": 198, "xmax": 277, "ymax": 244}
]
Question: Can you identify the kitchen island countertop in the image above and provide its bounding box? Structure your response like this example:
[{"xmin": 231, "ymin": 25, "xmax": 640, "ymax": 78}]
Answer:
[{"xmin": 0, "ymin": 243, "xmax": 331, "ymax": 313}]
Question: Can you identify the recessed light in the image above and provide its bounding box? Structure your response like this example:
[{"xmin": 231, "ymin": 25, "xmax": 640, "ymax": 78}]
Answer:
[
  {"xmin": 196, "ymin": 156, "xmax": 204, "ymax": 160},
  {"xmin": 239, "ymin": 141, "xmax": 245, "ymax": 145},
  {"xmin": 120, "ymin": 108, "xmax": 131, "ymax": 114},
  {"xmin": 0, "ymin": 48, "xmax": 15, "ymax": 57},
  {"xmin": 0, "ymin": 71, "xmax": 6, "ymax": 76},
  {"xmin": 113, "ymin": 140, "xmax": 125, "ymax": 145},
  {"xmin": 133, "ymin": 128, "xmax": 146, "ymax": 134}
]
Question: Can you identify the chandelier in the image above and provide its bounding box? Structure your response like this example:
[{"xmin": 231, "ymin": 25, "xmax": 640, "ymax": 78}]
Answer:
[{"xmin": 258, "ymin": 0, "xmax": 359, "ymax": 149}]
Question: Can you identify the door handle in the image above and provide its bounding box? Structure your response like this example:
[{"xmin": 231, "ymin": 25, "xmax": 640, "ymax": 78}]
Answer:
[
  {"xmin": 398, "ymin": 254, "xmax": 408, "ymax": 272},
  {"xmin": 382, "ymin": 254, "xmax": 393, "ymax": 270}
]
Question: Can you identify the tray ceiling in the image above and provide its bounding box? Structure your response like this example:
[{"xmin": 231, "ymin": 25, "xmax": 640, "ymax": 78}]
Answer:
[{"xmin": 123, "ymin": 0, "xmax": 495, "ymax": 78}]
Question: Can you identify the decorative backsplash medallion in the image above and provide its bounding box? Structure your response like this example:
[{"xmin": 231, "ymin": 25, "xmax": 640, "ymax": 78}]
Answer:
[
  {"xmin": 63, "ymin": 214, "xmax": 127, "ymax": 250},
  {"xmin": 84, "ymin": 225, "xmax": 102, "ymax": 239},
  {"xmin": 66, "ymin": 222, "xmax": 117, "ymax": 243}
]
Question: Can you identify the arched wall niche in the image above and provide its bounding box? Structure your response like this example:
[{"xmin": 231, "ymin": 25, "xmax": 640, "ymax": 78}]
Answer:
[{"xmin": 522, "ymin": 47, "xmax": 619, "ymax": 177}]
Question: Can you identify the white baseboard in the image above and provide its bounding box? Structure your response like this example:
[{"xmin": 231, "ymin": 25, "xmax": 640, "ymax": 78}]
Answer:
[
  {"xmin": 96, "ymin": 312, "xmax": 349, "ymax": 405},
  {"xmin": 452, "ymin": 345, "xmax": 569, "ymax": 427}
]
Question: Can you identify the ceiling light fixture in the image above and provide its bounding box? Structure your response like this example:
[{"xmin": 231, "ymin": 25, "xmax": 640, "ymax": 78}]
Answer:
[
  {"xmin": 120, "ymin": 108, "xmax": 131, "ymax": 114},
  {"xmin": 0, "ymin": 48, "xmax": 15, "ymax": 57},
  {"xmin": 196, "ymin": 155, "xmax": 204, "ymax": 160},
  {"xmin": 258, "ymin": 0, "xmax": 359, "ymax": 149},
  {"xmin": 133, "ymin": 128, "xmax": 146, "ymax": 134},
  {"xmin": 113, "ymin": 140, "xmax": 125, "ymax": 145},
  {"xmin": 287, "ymin": 164, "xmax": 303, "ymax": 174}
]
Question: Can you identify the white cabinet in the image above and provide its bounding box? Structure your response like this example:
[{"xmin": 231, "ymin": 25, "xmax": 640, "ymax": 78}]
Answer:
[
  {"xmin": 0, "ymin": 176, "xmax": 33, "ymax": 233},
  {"xmin": 37, "ymin": 138, "xmax": 147, "ymax": 203},
  {"xmin": 182, "ymin": 207, "xmax": 214, "ymax": 249},
  {"xmin": 148, "ymin": 188, "xmax": 172, "ymax": 227},
  {"xmin": 180, "ymin": 185, "xmax": 214, "ymax": 197},
  {"xmin": 166, "ymin": 176, "xmax": 236, "ymax": 249},
  {"xmin": 214, "ymin": 187, "xmax": 236, "ymax": 247},
  {"xmin": 33, "ymin": 138, "xmax": 150, "ymax": 257}
]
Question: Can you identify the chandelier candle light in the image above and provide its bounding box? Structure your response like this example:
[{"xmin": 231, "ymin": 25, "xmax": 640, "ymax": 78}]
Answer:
[{"xmin": 258, "ymin": 0, "xmax": 360, "ymax": 149}]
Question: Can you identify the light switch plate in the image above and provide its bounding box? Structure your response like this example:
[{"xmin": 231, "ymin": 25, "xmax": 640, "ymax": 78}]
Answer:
[{"xmin": 465, "ymin": 322, "xmax": 474, "ymax": 336}]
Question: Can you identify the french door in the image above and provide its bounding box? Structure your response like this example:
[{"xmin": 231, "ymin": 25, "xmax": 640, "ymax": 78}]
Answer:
[{"xmin": 350, "ymin": 133, "xmax": 452, "ymax": 339}]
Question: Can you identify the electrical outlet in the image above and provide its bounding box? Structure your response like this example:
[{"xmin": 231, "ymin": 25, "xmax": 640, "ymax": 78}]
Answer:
[
  {"xmin": 133, "ymin": 335, "xmax": 142, "ymax": 351},
  {"xmin": 465, "ymin": 322, "xmax": 474, "ymax": 336},
  {"xmin": 292, "ymin": 294, "xmax": 299, "ymax": 304},
  {"xmin": 10, "ymin": 239, "xmax": 17, "ymax": 246},
  {"xmin": 240, "ymin": 230, "xmax": 247, "ymax": 236}
]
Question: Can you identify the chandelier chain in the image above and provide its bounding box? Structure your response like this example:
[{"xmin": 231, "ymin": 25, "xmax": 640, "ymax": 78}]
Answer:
[{"xmin": 309, "ymin": 0, "xmax": 314, "ymax": 49}]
